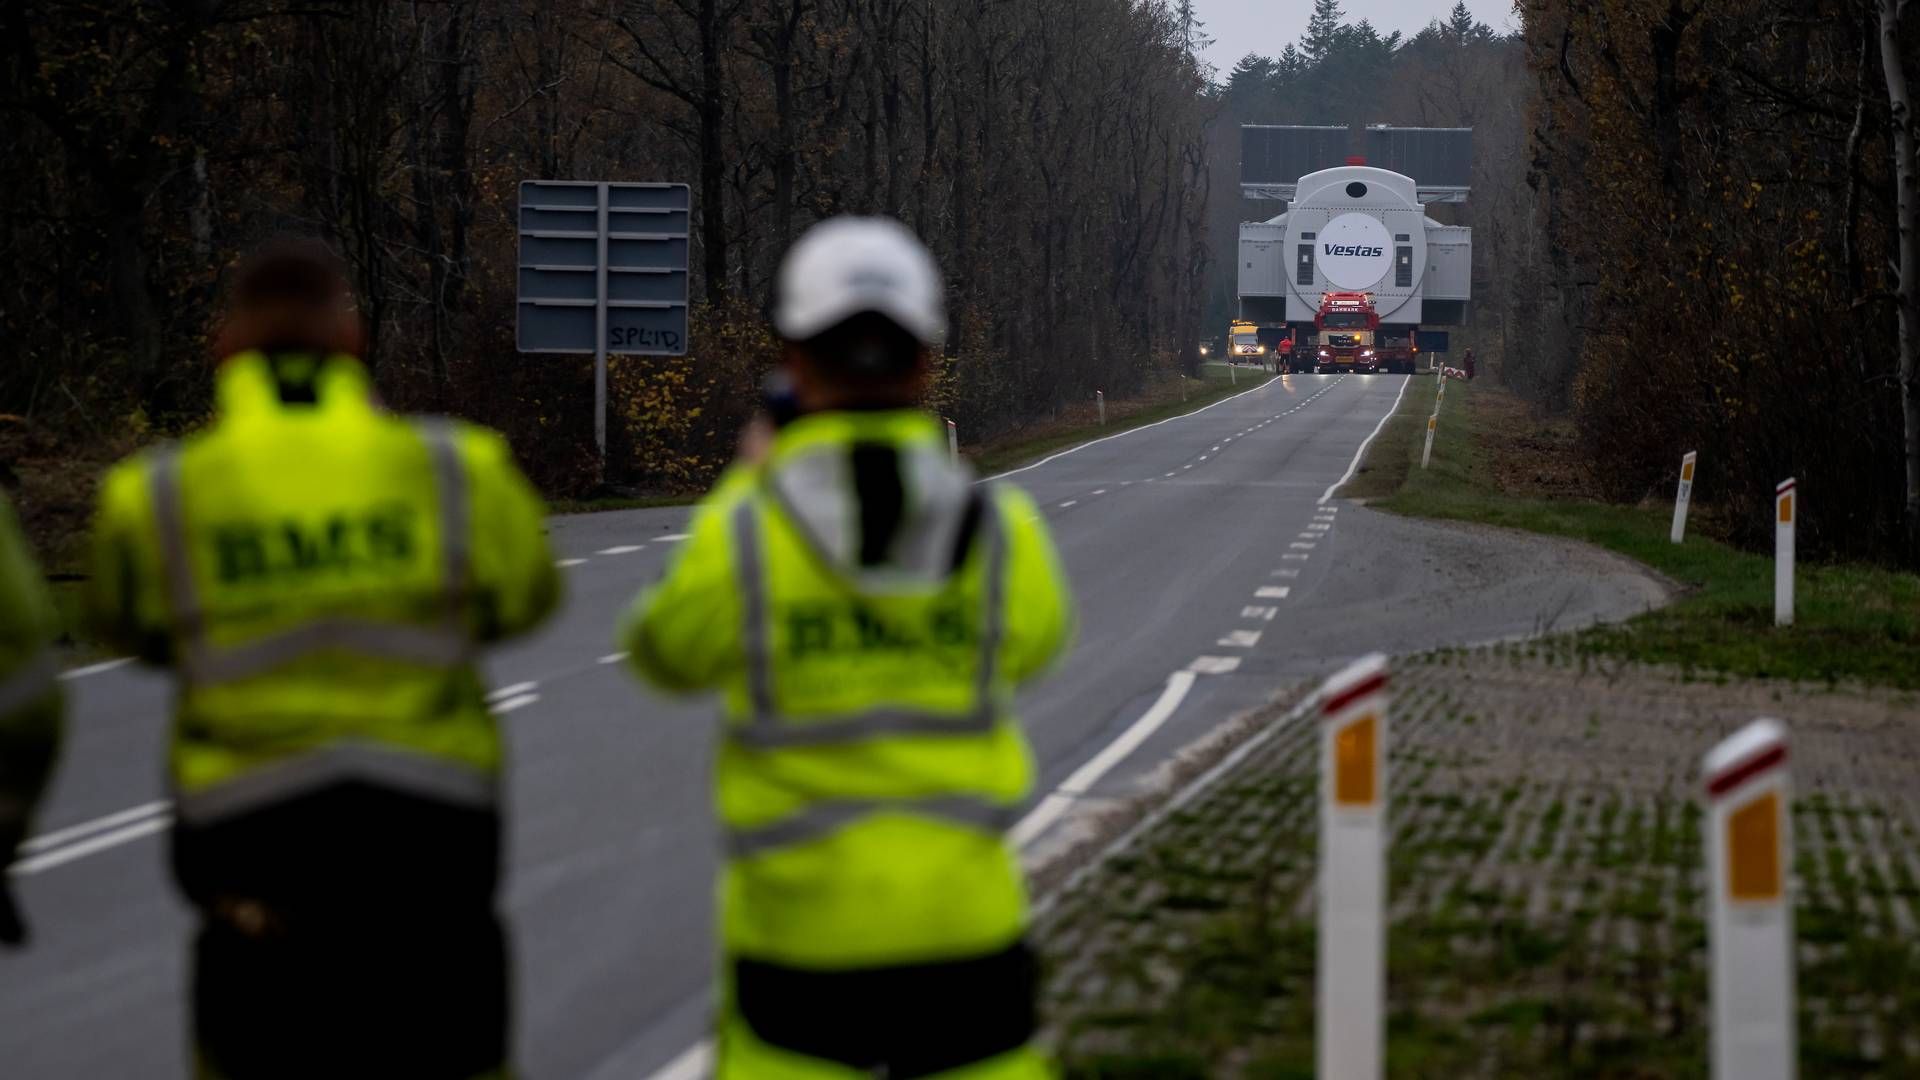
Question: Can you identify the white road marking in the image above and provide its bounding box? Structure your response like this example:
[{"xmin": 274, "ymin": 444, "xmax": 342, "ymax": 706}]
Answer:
[
  {"xmin": 1218, "ymin": 629, "xmax": 1262, "ymax": 648},
  {"xmin": 490, "ymin": 693, "xmax": 540, "ymax": 715},
  {"xmin": 18, "ymin": 801, "xmax": 169, "ymax": 855},
  {"xmin": 1182, "ymin": 464, "xmax": 1193, "ymax": 470},
  {"xmin": 1319, "ymin": 372, "xmax": 1412, "ymax": 504},
  {"xmin": 1008, "ymin": 670, "xmax": 1198, "ymax": 846},
  {"xmin": 1282, "ymin": 553, "xmax": 1311, "ymax": 561},
  {"xmin": 657, "ymin": 533, "xmax": 690, "ymax": 542},
  {"xmin": 597, "ymin": 545, "xmax": 646, "ymax": 556},
  {"xmin": 1298, "ymin": 532, "xmax": 1320, "ymax": 540},
  {"xmin": 1211, "ymin": 445, "xmax": 1222, "ymax": 452},
  {"xmin": 1307, "ymin": 523, "xmax": 1332, "ymax": 531},
  {"xmin": 1058, "ymin": 500, "xmax": 1078, "ymax": 508},
  {"xmin": 556, "ymin": 558, "xmax": 587, "ymax": 568},
  {"xmin": 1290, "ymin": 541, "xmax": 1317, "ymax": 550},
  {"xmin": 646, "ymin": 1044, "xmax": 712, "ymax": 1080},
  {"xmin": 10, "ymin": 815, "xmax": 172, "ymax": 876},
  {"xmin": 984, "ymin": 377, "xmax": 1279, "ymax": 481},
  {"xmin": 1187, "ymin": 655, "xmax": 1242, "ymax": 675},
  {"xmin": 1091, "ymin": 489, "xmax": 1107, "ymax": 496},
  {"xmin": 1242, "ymin": 605, "xmax": 1279, "ymax": 621},
  {"xmin": 598, "ymin": 652, "xmax": 629, "ymax": 665},
  {"xmin": 60, "ymin": 657, "xmax": 132, "ymax": 680},
  {"xmin": 1165, "ymin": 472, "xmax": 1177, "ymax": 478},
  {"xmin": 486, "ymin": 682, "xmax": 538, "ymax": 702},
  {"xmin": 1256, "ymin": 586, "xmax": 1292, "ymax": 599},
  {"xmin": 1272, "ymin": 568, "xmax": 1301, "ymax": 578},
  {"xmin": 1198, "ymin": 455, "xmax": 1208, "ymax": 461}
]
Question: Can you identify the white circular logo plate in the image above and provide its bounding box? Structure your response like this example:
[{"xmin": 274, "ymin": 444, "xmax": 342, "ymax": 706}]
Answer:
[{"xmin": 1315, "ymin": 213, "xmax": 1392, "ymax": 290}]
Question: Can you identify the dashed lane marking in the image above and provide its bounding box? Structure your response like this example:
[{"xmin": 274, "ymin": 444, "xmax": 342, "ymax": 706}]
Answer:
[
  {"xmin": 1058, "ymin": 500, "xmax": 1078, "ymax": 508},
  {"xmin": 1289, "ymin": 541, "xmax": 1317, "ymax": 550},
  {"xmin": 1242, "ymin": 605, "xmax": 1279, "ymax": 621},
  {"xmin": 491, "ymin": 693, "xmax": 540, "ymax": 715},
  {"xmin": 1188, "ymin": 655, "xmax": 1243, "ymax": 675},
  {"xmin": 556, "ymin": 558, "xmax": 588, "ymax": 568},
  {"xmin": 1217, "ymin": 629, "xmax": 1262, "ymax": 648},
  {"xmin": 1256, "ymin": 586, "xmax": 1292, "ymax": 599},
  {"xmin": 1271, "ymin": 568, "xmax": 1301, "ymax": 578},
  {"xmin": 597, "ymin": 545, "xmax": 646, "ymax": 556},
  {"xmin": 657, "ymin": 533, "xmax": 690, "ymax": 542},
  {"xmin": 1282, "ymin": 552, "xmax": 1311, "ymax": 561},
  {"xmin": 598, "ymin": 652, "xmax": 629, "ymax": 665}
]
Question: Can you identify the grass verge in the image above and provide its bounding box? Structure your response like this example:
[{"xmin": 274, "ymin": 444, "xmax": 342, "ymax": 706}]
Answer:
[{"xmin": 1347, "ymin": 376, "xmax": 1920, "ymax": 689}]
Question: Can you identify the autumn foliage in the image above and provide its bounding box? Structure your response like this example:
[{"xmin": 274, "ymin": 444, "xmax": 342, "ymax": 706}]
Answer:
[{"xmin": 1518, "ymin": 0, "xmax": 1920, "ymax": 564}]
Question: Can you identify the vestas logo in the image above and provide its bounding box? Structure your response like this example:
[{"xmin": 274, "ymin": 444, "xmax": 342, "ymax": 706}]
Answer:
[{"xmin": 1315, "ymin": 212, "xmax": 1393, "ymax": 289}]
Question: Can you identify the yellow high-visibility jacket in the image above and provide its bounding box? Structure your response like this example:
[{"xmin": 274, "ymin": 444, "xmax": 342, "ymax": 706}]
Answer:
[
  {"xmin": 0, "ymin": 492, "xmax": 62, "ymax": 851},
  {"xmin": 623, "ymin": 408, "xmax": 1073, "ymax": 969},
  {"xmin": 87, "ymin": 352, "xmax": 559, "ymax": 824}
]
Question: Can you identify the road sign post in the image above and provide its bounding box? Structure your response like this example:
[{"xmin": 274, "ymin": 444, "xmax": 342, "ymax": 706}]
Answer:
[
  {"xmin": 517, "ymin": 181, "xmax": 691, "ymax": 460},
  {"xmin": 1775, "ymin": 479, "xmax": 1796, "ymax": 627},
  {"xmin": 1702, "ymin": 718, "xmax": 1795, "ymax": 1080},
  {"xmin": 1422, "ymin": 413, "xmax": 1437, "ymax": 470},
  {"xmin": 1097, "ymin": 389, "xmax": 1107, "ymax": 425},
  {"xmin": 1317, "ymin": 654, "xmax": 1389, "ymax": 1080},
  {"xmin": 1672, "ymin": 451, "xmax": 1698, "ymax": 543},
  {"xmin": 947, "ymin": 418, "xmax": 958, "ymax": 462}
]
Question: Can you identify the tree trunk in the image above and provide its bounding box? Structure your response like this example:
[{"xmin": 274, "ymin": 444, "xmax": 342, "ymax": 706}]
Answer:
[
  {"xmin": 699, "ymin": 0, "xmax": 729, "ymax": 303},
  {"xmin": 1881, "ymin": 0, "xmax": 1920, "ymax": 562}
]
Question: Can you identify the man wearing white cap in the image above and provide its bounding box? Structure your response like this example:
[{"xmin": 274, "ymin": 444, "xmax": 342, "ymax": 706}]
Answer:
[{"xmin": 621, "ymin": 217, "xmax": 1073, "ymax": 1076}]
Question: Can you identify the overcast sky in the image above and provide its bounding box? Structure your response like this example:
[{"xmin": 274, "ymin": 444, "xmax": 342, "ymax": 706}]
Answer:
[{"xmin": 1191, "ymin": 1, "xmax": 1521, "ymax": 79}]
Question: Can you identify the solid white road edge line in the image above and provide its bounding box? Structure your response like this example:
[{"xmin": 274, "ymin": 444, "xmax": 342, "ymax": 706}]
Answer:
[
  {"xmin": 1009, "ymin": 670, "xmax": 1198, "ymax": 844},
  {"xmin": 1318, "ymin": 371, "xmax": 1412, "ymax": 505},
  {"xmin": 983, "ymin": 376, "xmax": 1281, "ymax": 481},
  {"xmin": 17, "ymin": 800, "xmax": 170, "ymax": 855},
  {"xmin": 60, "ymin": 657, "xmax": 133, "ymax": 680},
  {"xmin": 11, "ymin": 815, "xmax": 172, "ymax": 876}
]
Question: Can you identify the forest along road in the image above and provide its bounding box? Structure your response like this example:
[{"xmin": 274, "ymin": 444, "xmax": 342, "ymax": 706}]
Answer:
[{"xmin": 0, "ymin": 372, "xmax": 1669, "ymax": 1079}]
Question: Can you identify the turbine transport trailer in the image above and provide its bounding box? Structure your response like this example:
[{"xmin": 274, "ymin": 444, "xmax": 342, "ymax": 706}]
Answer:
[{"xmin": 1236, "ymin": 124, "xmax": 1472, "ymax": 376}]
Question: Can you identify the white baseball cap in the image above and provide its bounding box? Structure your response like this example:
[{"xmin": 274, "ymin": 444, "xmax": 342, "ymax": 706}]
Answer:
[{"xmin": 774, "ymin": 217, "xmax": 946, "ymax": 345}]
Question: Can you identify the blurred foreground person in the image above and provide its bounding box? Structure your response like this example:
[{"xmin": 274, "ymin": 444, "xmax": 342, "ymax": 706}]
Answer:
[
  {"xmin": 622, "ymin": 217, "xmax": 1074, "ymax": 1077},
  {"xmin": 0, "ymin": 491, "xmax": 63, "ymax": 945},
  {"xmin": 87, "ymin": 240, "xmax": 558, "ymax": 1078}
]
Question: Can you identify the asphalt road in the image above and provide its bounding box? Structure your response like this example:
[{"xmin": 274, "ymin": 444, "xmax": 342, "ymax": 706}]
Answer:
[{"xmin": 0, "ymin": 372, "xmax": 1667, "ymax": 1078}]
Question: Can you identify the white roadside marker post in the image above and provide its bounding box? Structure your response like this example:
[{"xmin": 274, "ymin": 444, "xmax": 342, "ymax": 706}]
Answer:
[
  {"xmin": 1231, "ymin": 361, "xmax": 1237, "ymax": 384},
  {"xmin": 1422, "ymin": 413, "xmax": 1437, "ymax": 470},
  {"xmin": 1775, "ymin": 479, "xmax": 1796, "ymax": 627},
  {"xmin": 946, "ymin": 418, "xmax": 958, "ymax": 463},
  {"xmin": 1702, "ymin": 718, "xmax": 1796, "ymax": 1080},
  {"xmin": 1672, "ymin": 451, "xmax": 1698, "ymax": 543},
  {"xmin": 1097, "ymin": 389, "xmax": 1107, "ymax": 425},
  {"xmin": 1318, "ymin": 654, "xmax": 1389, "ymax": 1080}
]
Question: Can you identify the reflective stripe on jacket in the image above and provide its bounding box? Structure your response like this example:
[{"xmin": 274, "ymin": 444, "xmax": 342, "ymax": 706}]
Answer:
[
  {"xmin": 624, "ymin": 408, "xmax": 1073, "ymax": 967},
  {"xmin": 86, "ymin": 352, "xmax": 559, "ymax": 822}
]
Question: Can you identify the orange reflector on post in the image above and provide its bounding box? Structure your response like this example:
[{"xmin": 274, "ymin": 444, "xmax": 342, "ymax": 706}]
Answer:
[
  {"xmin": 1777, "ymin": 495, "xmax": 1792, "ymax": 525},
  {"xmin": 1682, "ymin": 460, "xmax": 1696, "ymax": 482},
  {"xmin": 1334, "ymin": 714, "xmax": 1378, "ymax": 807},
  {"xmin": 1727, "ymin": 791, "xmax": 1783, "ymax": 901}
]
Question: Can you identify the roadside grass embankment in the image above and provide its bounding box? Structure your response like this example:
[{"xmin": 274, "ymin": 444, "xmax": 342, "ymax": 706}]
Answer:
[{"xmin": 1342, "ymin": 374, "xmax": 1920, "ymax": 690}]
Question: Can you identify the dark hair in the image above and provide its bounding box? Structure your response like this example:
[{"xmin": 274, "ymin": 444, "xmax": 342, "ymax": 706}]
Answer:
[
  {"xmin": 214, "ymin": 237, "xmax": 360, "ymax": 361},
  {"xmin": 803, "ymin": 311, "xmax": 923, "ymax": 379}
]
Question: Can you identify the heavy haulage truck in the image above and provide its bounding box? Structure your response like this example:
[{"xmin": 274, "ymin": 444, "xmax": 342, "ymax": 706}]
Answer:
[{"xmin": 1237, "ymin": 125, "xmax": 1472, "ymax": 376}]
